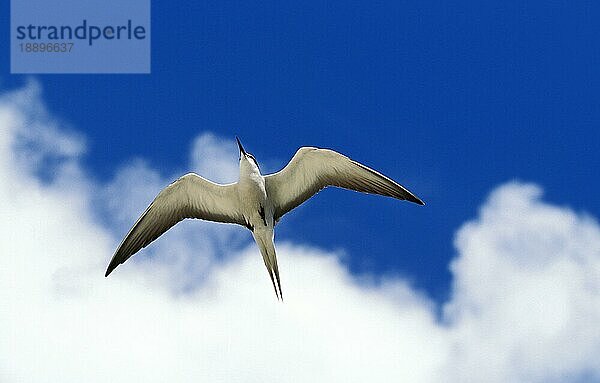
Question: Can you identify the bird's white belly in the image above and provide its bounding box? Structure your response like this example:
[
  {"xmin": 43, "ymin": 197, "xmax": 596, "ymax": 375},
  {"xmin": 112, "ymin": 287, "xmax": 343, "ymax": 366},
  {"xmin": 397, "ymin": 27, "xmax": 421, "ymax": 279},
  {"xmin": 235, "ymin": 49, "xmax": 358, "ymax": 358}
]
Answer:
[{"xmin": 238, "ymin": 176, "xmax": 272, "ymax": 228}]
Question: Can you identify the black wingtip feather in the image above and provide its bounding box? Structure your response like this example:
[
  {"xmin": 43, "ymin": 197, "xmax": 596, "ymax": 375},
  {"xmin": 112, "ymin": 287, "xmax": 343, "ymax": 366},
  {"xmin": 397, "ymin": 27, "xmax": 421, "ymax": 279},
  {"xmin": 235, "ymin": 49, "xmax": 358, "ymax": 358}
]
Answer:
[
  {"xmin": 105, "ymin": 259, "xmax": 120, "ymax": 277},
  {"xmin": 412, "ymin": 196, "xmax": 425, "ymax": 206}
]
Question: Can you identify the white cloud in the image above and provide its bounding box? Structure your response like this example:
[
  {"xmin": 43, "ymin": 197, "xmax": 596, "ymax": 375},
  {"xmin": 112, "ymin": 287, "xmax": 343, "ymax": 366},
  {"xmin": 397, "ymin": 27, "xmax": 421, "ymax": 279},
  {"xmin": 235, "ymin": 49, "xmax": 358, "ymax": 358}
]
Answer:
[
  {"xmin": 190, "ymin": 132, "xmax": 240, "ymax": 184},
  {"xmin": 443, "ymin": 183, "xmax": 600, "ymax": 382},
  {"xmin": 1, "ymin": 83, "xmax": 600, "ymax": 382}
]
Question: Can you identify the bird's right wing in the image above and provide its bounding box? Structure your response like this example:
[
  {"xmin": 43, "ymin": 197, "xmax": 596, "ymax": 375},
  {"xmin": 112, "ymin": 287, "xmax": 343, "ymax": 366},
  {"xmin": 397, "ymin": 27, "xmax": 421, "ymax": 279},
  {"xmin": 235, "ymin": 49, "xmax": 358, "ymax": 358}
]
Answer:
[
  {"xmin": 105, "ymin": 173, "xmax": 244, "ymax": 276},
  {"xmin": 265, "ymin": 147, "xmax": 424, "ymax": 222}
]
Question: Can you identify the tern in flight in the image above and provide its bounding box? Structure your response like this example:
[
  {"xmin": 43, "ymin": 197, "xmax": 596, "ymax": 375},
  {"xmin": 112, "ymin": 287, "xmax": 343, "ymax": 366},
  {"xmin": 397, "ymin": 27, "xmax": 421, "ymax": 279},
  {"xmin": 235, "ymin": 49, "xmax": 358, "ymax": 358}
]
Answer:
[{"xmin": 105, "ymin": 138, "xmax": 424, "ymax": 300}]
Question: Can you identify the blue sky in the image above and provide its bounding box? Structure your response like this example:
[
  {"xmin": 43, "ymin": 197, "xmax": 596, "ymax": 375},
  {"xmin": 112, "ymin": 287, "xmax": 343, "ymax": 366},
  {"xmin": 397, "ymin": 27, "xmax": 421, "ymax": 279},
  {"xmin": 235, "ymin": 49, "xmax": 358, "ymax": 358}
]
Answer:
[
  {"xmin": 2, "ymin": 1, "xmax": 597, "ymax": 302},
  {"xmin": 2, "ymin": 2, "xmax": 600, "ymax": 381}
]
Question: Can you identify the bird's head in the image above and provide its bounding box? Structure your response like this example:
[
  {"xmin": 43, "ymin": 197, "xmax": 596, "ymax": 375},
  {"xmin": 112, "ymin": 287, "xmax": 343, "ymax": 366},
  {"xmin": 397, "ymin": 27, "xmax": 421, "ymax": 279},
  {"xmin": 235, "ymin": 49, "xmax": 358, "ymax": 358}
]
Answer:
[{"xmin": 236, "ymin": 137, "xmax": 260, "ymax": 173}]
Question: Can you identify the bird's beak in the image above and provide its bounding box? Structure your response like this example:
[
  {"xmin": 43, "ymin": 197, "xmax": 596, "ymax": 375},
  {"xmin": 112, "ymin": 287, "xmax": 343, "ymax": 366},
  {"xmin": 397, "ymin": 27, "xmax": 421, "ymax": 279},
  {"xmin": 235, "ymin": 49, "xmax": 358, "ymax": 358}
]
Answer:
[{"xmin": 236, "ymin": 136, "xmax": 247, "ymax": 157}]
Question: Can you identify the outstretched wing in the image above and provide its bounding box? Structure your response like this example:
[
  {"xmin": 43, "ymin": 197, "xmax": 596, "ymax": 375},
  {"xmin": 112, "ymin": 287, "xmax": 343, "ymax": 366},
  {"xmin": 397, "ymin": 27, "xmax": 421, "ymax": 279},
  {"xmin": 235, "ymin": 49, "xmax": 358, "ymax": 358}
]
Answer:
[
  {"xmin": 265, "ymin": 147, "xmax": 424, "ymax": 222},
  {"xmin": 105, "ymin": 173, "xmax": 244, "ymax": 276}
]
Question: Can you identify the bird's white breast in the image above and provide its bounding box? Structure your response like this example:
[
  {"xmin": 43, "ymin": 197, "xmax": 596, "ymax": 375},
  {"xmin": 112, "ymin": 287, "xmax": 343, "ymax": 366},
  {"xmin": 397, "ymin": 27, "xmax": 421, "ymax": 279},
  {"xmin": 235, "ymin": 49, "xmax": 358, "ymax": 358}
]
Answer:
[{"xmin": 237, "ymin": 172, "xmax": 267, "ymax": 215}]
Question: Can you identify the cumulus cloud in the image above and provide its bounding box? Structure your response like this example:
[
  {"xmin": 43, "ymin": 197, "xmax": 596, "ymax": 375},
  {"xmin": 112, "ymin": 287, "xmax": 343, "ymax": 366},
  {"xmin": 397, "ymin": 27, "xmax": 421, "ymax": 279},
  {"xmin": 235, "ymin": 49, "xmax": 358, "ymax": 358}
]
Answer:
[
  {"xmin": 190, "ymin": 132, "xmax": 240, "ymax": 184},
  {"xmin": 443, "ymin": 183, "xmax": 600, "ymax": 382},
  {"xmin": 1, "ymin": 82, "xmax": 599, "ymax": 382}
]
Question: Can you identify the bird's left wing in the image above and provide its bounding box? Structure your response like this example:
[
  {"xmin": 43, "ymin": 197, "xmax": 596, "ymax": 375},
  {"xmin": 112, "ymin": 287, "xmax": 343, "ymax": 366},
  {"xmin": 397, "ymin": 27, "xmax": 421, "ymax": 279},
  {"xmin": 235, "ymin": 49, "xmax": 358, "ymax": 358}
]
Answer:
[
  {"xmin": 105, "ymin": 173, "xmax": 244, "ymax": 276},
  {"xmin": 265, "ymin": 147, "xmax": 424, "ymax": 223}
]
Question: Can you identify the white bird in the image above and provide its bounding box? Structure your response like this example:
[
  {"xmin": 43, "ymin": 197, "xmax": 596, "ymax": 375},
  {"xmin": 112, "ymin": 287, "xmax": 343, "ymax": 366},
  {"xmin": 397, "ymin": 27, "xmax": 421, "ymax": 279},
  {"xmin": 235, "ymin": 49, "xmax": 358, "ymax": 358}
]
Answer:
[{"xmin": 105, "ymin": 138, "xmax": 424, "ymax": 300}]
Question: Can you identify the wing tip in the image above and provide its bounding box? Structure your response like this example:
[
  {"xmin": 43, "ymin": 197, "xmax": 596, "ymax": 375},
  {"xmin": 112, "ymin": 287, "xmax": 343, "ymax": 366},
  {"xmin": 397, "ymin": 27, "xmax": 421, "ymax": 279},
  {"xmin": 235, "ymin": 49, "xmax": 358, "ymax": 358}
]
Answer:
[
  {"xmin": 104, "ymin": 261, "xmax": 118, "ymax": 277},
  {"xmin": 412, "ymin": 196, "xmax": 425, "ymax": 206},
  {"xmin": 401, "ymin": 191, "xmax": 425, "ymax": 206}
]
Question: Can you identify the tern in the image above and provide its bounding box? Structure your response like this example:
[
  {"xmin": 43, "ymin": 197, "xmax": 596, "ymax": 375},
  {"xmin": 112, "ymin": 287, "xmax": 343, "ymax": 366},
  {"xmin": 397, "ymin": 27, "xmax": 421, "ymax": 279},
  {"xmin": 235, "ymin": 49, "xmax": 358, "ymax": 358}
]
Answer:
[{"xmin": 105, "ymin": 138, "xmax": 424, "ymax": 300}]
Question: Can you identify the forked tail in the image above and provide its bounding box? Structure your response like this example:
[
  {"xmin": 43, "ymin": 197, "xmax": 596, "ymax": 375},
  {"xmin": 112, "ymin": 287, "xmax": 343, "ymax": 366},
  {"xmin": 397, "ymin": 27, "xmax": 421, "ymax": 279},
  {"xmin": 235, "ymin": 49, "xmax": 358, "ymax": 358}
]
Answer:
[{"xmin": 252, "ymin": 230, "xmax": 283, "ymax": 301}]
